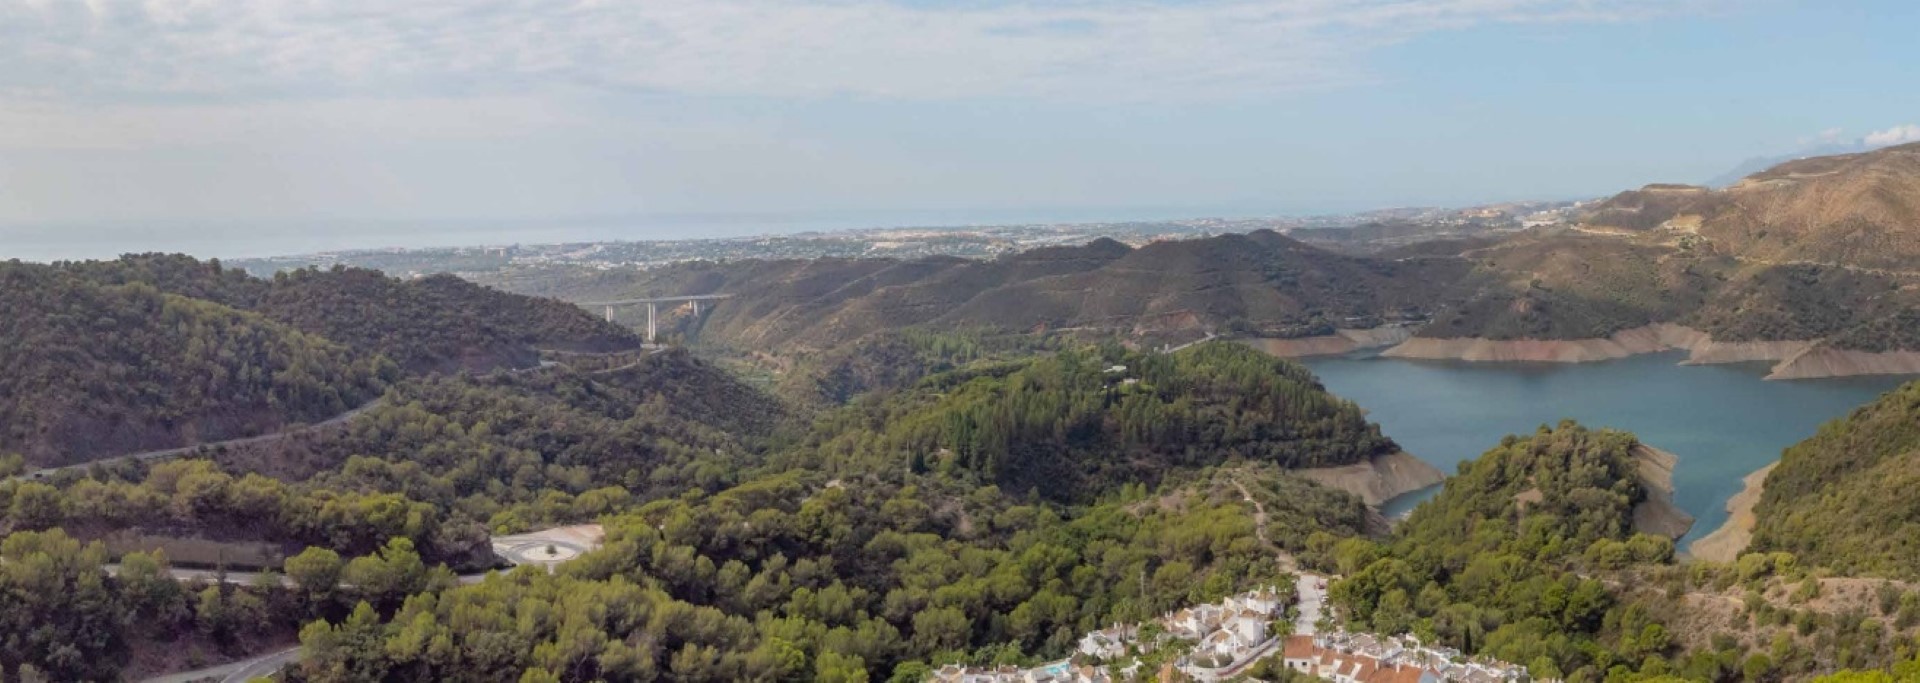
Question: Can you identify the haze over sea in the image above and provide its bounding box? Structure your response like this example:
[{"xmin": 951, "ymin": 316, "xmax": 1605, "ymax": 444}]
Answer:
[
  {"xmin": 0, "ymin": 205, "xmax": 1323, "ymax": 263},
  {"xmin": 1303, "ymin": 351, "xmax": 1909, "ymax": 550}
]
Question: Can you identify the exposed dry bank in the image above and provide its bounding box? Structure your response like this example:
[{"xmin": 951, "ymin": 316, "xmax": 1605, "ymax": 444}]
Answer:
[
  {"xmin": 1687, "ymin": 463, "xmax": 1774, "ymax": 562},
  {"xmin": 1240, "ymin": 326, "xmax": 1414, "ymax": 358},
  {"xmin": 1297, "ymin": 451, "xmax": 1445, "ymax": 507},
  {"xmin": 1630, "ymin": 444, "xmax": 1694, "ymax": 540},
  {"xmin": 1376, "ymin": 323, "xmax": 1918, "ymax": 380}
]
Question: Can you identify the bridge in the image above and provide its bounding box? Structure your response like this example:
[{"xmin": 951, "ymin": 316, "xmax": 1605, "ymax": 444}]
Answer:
[{"xmin": 579, "ymin": 294, "xmax": 733, "ymax": 343}]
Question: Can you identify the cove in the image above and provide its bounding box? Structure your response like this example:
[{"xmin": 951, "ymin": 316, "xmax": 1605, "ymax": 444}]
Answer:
[{"xmin": 1299, "ymin": 351, "xmax": 1909, "ymax": 551}]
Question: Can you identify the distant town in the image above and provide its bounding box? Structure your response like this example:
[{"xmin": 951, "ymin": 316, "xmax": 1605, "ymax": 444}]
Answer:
[{"xmin": 228, "ymin": 201, "xmax": 1585, "ymax": 280}]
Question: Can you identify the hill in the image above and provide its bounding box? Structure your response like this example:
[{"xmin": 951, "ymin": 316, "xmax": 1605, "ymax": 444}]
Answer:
[
  {"xmin": 786, "ymin": 341, "xmax": 1400, "ymax": 499},
  {"xmin": 0, "ymin": 255, "xmax": 641, "ymax": 467},
  {"xmin": 1580, "ymin": 142, "xmax": 1920, "ymax": 269},
  {"xmin": 6, "ymin": 337, "xmax": 1405, "ymax": 680},
  {"xmin": 258, "ymin": 268, "xmax": 639, "ymax": 372},
  {"xmin": 1748, "ymin": 380, "xmax": 1920, "ymax": 578},
  {"xmin": 1415, "ymin": 231, "xmax": 1728, "ymax": 340},
  {"xmin": 270, "ymin": 342, "xmax": 1398, "ymax": 681},
  {"xmin": 64, "ymin": 254, "xmax": 640, "ymax": 372},
  {"xmin": 0, "ymin": 262, "xmax": 392, "ymax": 467},
  {"xmin": 483, "ymin": 231, "xmax": 1467, "ymax": 353},
  {"xmin": 1329, "ymin": 422, "xmax": 1699, "ymax": 681}
]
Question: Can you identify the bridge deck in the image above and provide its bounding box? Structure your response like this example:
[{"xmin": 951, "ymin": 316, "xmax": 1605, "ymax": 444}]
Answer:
[{"xmin": 580, "ymin": 294, "xmax": 733, "ymax": 306}]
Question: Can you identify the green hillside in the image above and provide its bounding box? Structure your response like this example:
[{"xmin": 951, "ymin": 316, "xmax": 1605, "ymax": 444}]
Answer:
[
  {"xmin": 1330, "ymin": 422, "xmax": 1681, "ymax": 680},
  {"xmin": 1749, "ymin": 381, "xmax": 1920, "ymax": 578},
  {"xmin": 0, "ymin": 255, "xmax": 642, "ymax": 468},
  {"xmin": 0, "ymin": 262, "xmax": 392, "ymax": 466},
  {"xmin": 259, "ymin": 268, "xmax": 639, "ymax": 372},
  {"xmin": 788, "ymin": 341, "xmax": 1398, "ymax": 499}
]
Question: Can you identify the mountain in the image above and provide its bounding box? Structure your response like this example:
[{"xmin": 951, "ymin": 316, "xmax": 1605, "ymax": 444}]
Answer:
[
  {"xmin": 1581, "ymin": 142, "xmax": 1920, "ymax": 269},
  {"xmin": 0, "ymin": 255, "xmax": 641, "ymax": 467},
  {"xmin": 1702, "ymin": 142, "xmax": 1870, "ymax": 188},
  {"xmin": 489, "ymin": 231, "xmax": 1467, "ymax": 352},
  {"xmin": 457, "ymin": 145, "xmax": 1920, "ymax": 378},
  {"xmin": 1376, "ymin": 144, "xmax": 1920, "ymax": 375}
]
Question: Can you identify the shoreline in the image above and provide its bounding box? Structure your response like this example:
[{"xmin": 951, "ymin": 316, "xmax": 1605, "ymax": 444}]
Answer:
[
  {"xmin": 1358, "ymin": 323, "xmax": 1920, "ymax": 380},
  {"xmin": 1296, "ymin": 451, "xmax": 1446, "ymax": 507},
  {"xmin": 1688, "ymin": 462, "xmax": 1774, "ymax": 563},
  {"xmin": 1631, "ymin": 444, "xmax": 1695, "ymax": 540},
  {"xmin": 1241, "ymin": 327, "xmax": 1414, "ymax": 359}
]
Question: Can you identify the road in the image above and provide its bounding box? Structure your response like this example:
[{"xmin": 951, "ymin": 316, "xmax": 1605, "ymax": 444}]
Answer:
[
  {"xmin": 220, "ymin": 647, "xmax": 303, "ymax": 683},
  {"xmin": 93, "ymin": 353, "xmax": 641, "ymax": 682},
  {"xmin": 127, "ymin": 566, "xmax": 491, "ymax": 682},
  {"xmin": 22, "ymin": 397, "xmax": 386, "ymax": 481},
  {"xmin": 1162, "ymin": 332, "xmax": 1220, "ymax": 354},
  {"xmin": 19, "ymin": 348, "xmax": 662, "ymax": 482},
  {"xmin": 1295, "ymin": 572, "xmax": 1327, "ymax": 636},
  {"xmin": 139, "ymin": 646, "xmax": 302, "ymax": 683},
  {"xmin": 104, "ymin": 562, "xmax": 493, "ymax": 587}
]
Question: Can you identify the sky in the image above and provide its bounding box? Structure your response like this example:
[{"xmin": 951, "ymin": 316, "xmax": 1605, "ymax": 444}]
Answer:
[{"xmin": 3, "ymin": 0, "xmax": 1919, "ymax": 260}]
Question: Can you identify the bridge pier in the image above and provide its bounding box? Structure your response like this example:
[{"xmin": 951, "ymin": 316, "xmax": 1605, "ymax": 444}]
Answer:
[{"xmin": 580, "ymin": 294, "xmax": 732, "ymax": 346}]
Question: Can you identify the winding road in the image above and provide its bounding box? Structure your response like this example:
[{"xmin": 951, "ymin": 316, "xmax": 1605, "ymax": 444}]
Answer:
[
  {"xmin": 22, "ymin": 398, "xmax": 386, "ymax": 481},
  {"xmin": 19, "ymin": 347, "xmax": 663, "ymax": 483},
  {"xmin": 41, "ymin": 353, "xmax": 645, "ymax": 681}
]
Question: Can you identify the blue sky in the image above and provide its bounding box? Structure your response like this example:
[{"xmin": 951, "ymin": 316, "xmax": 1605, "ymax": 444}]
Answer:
[{"xmin": 1, "ymin": 0, "xmax": 1917, "ymax": 259}]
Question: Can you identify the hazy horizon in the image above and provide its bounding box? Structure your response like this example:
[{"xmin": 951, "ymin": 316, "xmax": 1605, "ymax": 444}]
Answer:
[
  {"xmin": 4, "ymin": 0, "xmax": 1918, "ymax": 261},
  {"xmin": 5, "ymin": 203, "xmax": 1371, "ymax": 262}
]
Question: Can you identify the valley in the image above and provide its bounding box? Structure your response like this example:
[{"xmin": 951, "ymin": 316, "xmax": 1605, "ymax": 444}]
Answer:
[{"xmin": 11, "ymin": 145, "xmax": 1920, "ymax": 683}]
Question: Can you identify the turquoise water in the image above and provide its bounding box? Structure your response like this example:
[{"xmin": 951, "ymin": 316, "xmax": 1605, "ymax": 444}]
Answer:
[{"xmin": 1299, "ymin": 351, "xmax": 1910, "ymax": 550}]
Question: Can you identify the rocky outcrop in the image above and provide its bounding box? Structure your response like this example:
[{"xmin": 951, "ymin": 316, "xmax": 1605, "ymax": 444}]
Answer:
[
  {"xmin": 1297, "ymin": 451, "xmax": 1445, "ymax": 507},
  {"xmin": 1687, "ymin": 463, "xmax": 1774, "ymax": 562},
  {"xmin": 1630, "ymin": 444, "xmax": 1695, "ymax": 540},
  {"xmin": 1765, "ymin": 346, "xmax": 1920, "ymax": 380},
  {"xmin": 1243, "ymin": 326, "xmax": 1415, "ymax": 358}
]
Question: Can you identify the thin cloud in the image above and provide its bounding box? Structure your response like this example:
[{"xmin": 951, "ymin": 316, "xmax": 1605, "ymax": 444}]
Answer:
[
  {"xmin": 1865, "ymin": 124, "xmax": 1920, "ymax": 147},
  {"xmin": 0, "ymin": 0, "xmax": 1705, "ymax": 103}
]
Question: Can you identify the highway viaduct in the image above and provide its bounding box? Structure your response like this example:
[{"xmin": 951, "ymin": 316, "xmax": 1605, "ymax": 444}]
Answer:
[{"xmin": 580, "ymin": 294, "xmax": 732, "ymax": 343}]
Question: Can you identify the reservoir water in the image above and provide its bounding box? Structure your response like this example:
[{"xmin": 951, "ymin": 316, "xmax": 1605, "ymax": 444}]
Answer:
[{"xmin": 1299, "ymin": 351, "xmax": 1910, "ymax": 550}]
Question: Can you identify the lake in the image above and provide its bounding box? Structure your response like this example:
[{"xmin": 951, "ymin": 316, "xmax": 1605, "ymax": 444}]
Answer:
[{"xmin": 1299, "ymin": 351, "xmax": 1910, "ymax": 550}]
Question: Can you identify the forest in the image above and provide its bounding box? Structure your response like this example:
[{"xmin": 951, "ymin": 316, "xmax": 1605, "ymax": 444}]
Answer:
[
  {"xmin": 1749, "ymin": 381, "xmax": 1920, "ymax": 578},
  {"xmin": 0, "ymin": 330, "xmax": 1390, "ymax": 680},
  {"xmin": 0, "ymin": 255, "xmax": 638, "ymax": 467},
  {"xmin": 16, "ymin": 253, "xmax": 1920, "ymax": 682}
]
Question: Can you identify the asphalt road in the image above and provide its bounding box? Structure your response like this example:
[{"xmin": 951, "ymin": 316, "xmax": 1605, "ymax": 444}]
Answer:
[
  {"xmin": 221, "ymin": 647, "xmax": 303, "ymax": 683},
  {"xmin": 23, "ymin": 398, "xmax": 385, "ymax": 481}
]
